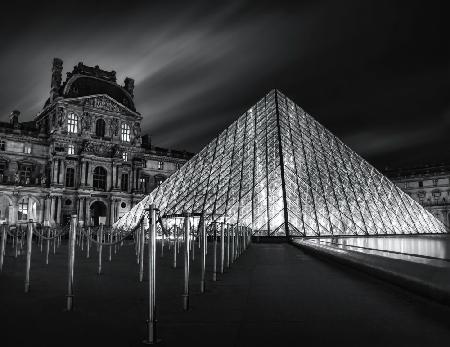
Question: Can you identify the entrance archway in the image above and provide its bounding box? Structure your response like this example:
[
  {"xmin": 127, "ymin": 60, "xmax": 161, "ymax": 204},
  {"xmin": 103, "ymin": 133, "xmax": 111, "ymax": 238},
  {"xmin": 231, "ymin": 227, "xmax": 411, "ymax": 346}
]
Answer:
[
  {"xmin": 90, "ymin": 201, "xmax": 107, "ymax": 226},
  {"xmin": 0, "ymin": 195, "xmax": 12, "ymax": 224}
]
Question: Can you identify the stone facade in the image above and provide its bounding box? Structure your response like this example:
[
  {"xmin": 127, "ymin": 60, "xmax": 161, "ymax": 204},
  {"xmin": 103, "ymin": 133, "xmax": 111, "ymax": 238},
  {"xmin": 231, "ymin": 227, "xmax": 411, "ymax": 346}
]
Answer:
[
  {"xmin": 385, "ymin": 164, "xmax": 450, "ymax": 230},
  {"xmin": 0, "ymin": 59, "xmax": 191, "ymax": 226}
]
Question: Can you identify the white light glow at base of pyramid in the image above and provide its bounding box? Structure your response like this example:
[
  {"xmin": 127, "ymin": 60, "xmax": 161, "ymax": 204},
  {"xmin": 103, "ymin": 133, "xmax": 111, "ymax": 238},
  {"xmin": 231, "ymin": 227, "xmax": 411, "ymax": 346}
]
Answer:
[{"xmin": 114, "ymin": 90, "xmax": 447, "ymax": 237}]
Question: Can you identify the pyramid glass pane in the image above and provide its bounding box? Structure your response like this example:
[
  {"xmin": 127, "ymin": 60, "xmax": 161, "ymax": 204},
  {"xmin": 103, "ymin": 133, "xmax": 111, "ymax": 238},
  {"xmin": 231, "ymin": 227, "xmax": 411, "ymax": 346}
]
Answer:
[{"xmin": 114, "ymin": 90, "xmax": 447, "ymax": 237}]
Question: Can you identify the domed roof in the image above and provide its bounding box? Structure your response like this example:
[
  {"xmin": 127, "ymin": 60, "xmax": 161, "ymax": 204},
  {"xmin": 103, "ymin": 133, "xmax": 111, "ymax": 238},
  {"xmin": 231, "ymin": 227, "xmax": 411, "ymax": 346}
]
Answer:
[{"xmin": 63, "ymin": 75, "xmax": 135, "ymax": 111}]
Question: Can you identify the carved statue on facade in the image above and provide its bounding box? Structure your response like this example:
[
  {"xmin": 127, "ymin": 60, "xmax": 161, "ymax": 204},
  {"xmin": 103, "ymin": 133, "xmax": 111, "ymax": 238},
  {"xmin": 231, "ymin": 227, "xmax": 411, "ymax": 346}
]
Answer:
[
  {"xmin": 56, "ymin": 107, "xmax": 64, "ymax": 127},
  {"xmin": 110, "ymin": 118, "xmax": 119, "ymax": 136},
  {"xmin": 81, "ymin": 112, "xmax": 92, "ymax": 131}
]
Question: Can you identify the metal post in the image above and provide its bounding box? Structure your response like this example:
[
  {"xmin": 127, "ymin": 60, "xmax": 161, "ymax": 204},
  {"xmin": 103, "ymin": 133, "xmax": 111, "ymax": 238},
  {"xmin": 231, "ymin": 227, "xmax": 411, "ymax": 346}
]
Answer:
[
  {"xmin": 98, "ymin": 224, "xmax": 103, "ymax": 275},
  {"xmin": 45, "ymin": 228, "xmax": 50, "ymax": 265},
  {"xmin": 220, "ymin": 222, "xmax": 224, "ymax": 274},
  {"xmin": 139, "ymin": 221, "xmax": 145, "ymax": 282},
  {"xmin": 191, "ymin": 227, "xmax": 195, "ymax": 261},
  {"xmin": 109, "ymin": 229, "xmax": 112, "ymax": 262},
  {"xmin": 231, "ymin": 224, "xmax": 235, "ymax": 264},
  {"xmin": 66, "ymin": 215, "xmax": 77, "ymax": 311},
  {"xmin": 200, "ymin": 220, "xmax": 206, "ymax": 293},
  {"xmin": 24, "ymin": 220, "xmax": 33, "ymax": 293},
  {"xmin": 212, "ymin": 224, "xmax": 217, "ymax": 281},
  {"xmin": 0, "ymin": 224, "xmax": 6, "ymax": 272},
  {"xmin": 182, "ymin": 214, "xmax": 190, "ymax": 311},
  {"xmin": 143, "ymin": 204, "xmax": 157, "ymax": 344},
  {"xmin": 226, "ymin": 224, "xmax": 230, "ymax": 268},
  {"xmin": 172, "ymin": 226, "xmax": 177, "ymax": 269},
  {"xmin": 161, "ymin": 230, "xmax": 164, "ymax": 258},
  {"xmin": 86, "ymin": 227, "xmax": 90, "ymax": 258}
]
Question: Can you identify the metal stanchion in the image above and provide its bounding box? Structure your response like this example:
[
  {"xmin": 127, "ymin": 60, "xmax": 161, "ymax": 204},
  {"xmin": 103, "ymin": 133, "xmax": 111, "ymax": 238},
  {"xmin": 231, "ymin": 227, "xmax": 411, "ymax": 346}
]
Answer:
[
  {"xmin": 212, "ymin": 224, "xmax": 217, "ymax": 281},
  {"xmin": 182, "ymin": 214, "xmax": 190, "ymax": 311},
  {"xmin": 109, "ymin": 229, "xmax": 112, "ymax": 262},
  {"xmin": 172, "ymin": 225, "xmax": 177, "ymax": 269},
  {"xmin": 86, "ymin": 227, "xmax": 90, "ymax": 258},
  {"xmin": 0, "ymin": 224, "xmax": 6, "ymax": 272},
  {"xmin": 139, "ymin": 221, "xmax": 145, "ymax": 282},
  {"xmin": 200, "ymin": 220, "xmax": 206, "ymax": 293},
  {"xmin": 143, "ymin": 204, "xmax": 158, "ymax": 344},
  {"xmin": 231, "ymin": 224, "xmax": 235, "ymax": 264},
  {"xmin": 45, "ymin": 228, "xmax": 50, "ymax": 265},
  {"xmin": 220, "ymin": 222, "xmax": 224, "ymax": 274},
  {"xmin": 66, "ymin": 215, "xmax": 77, "ymax": 311},
  {"xmin": 161, "ymin": 230, "xmax": 164, "ymax": 258},
  {"xmin": 191, "ymin": 227, "xmax": 195, "ymax": 261},
  {"xmin": 98, "ymin": 224, "xmax": 103, "ymax": 275},
  {"xmin": 226, "ymin": 223, "xmax": 230, "ymax": 268},
  {"xmin": 24, "ymin": 220, "xmax": 33, "ymax": 293}
]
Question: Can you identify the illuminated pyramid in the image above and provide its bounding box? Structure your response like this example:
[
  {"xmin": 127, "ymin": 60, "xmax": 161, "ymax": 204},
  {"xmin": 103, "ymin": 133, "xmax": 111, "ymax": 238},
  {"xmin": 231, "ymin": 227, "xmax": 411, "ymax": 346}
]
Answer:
[{"xmin": 115, "ymin": 90, "xmax": 447, "ymax": 237}]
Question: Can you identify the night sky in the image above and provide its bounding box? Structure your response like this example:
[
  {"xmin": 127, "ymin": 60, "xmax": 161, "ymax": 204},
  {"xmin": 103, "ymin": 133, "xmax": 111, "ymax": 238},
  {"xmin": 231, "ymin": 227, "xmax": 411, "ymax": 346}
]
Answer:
[{"xmin": 0, "ymin": 1, "xmax": 448, "ymax": 170}]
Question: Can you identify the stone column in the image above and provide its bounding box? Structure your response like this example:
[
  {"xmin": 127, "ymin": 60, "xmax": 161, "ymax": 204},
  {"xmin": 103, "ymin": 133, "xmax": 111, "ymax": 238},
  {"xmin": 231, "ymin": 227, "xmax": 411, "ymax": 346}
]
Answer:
[
  {"xmin": 50, "ymin": 196, "xmax": 56, "ymax": 224},
  {"xmin": 117, "ymin": 167, "xmax": 122, "ymax": 190},
  {"xmin": 56, "ymin": 196, "xmax": 62, "ymax": 225},
  {"xmin": 109, "ymin": 199, "xmax": 114, "ymax": 226},
  {"xmin": 59, "ymin": 160, "xmax": 65, "ymax": 185},
  {"xmin": 39, "ymin": 197, "xmax": 45, "ymax": 223},
  {"xmin": 52, "ymin": 159, "xmax": 58, "ymax": 184},
  {"xmin": 85, "ymin": 198, "xmax": 91, "ymax": 226},
  {"xmin": 80, "ymin": 161, "xmax": 86, "ymax": 187},
  {"xmin": 131, "ymin": 168, "xmax": 135, "ymax": 190},
  {"xmin": 79, "ymin": 198, "xmax": 85, "ymax": 224},
  {"xmin": 87, "ymin": 163, "xmax": 93, "ymax": 187}
]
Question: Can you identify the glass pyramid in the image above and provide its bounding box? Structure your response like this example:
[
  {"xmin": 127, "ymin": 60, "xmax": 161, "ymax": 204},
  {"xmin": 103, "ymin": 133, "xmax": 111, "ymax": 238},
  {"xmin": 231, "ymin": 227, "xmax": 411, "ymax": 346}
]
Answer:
[{"xmin": 115, "ymin": 90, "xmax": 447, "ymax": 237}]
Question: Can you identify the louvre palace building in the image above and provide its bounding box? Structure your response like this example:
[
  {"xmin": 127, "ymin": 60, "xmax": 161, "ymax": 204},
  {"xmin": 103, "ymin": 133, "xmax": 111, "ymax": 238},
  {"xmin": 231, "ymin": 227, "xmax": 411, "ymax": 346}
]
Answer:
[{"xmin": 0, "ymin": 58, "xmax": 191, "ymax": 226}]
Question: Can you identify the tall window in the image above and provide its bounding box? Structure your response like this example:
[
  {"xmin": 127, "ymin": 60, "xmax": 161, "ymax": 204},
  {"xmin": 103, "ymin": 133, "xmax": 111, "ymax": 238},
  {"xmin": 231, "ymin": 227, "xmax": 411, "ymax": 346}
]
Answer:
[
  {"xmin": 121, "ymin": 173, "xmax": 129, "ymax": 192},
  {"xmin": 0, "ymin": 160, "xmax": 7, "ymax": 182},
  {"xmin": 19, "ymin": 163, "xmax": 32, "ymax": 184},
  {"xmin": 155, "ymin": 175, "xmax": 165, "ymax": 187},
  {"xmin": 122, "ymin": 152, "xmax": 128, "ymax": 161},
  {"xmin": 23, "ymin": 144, "xmax": 31, "ymax": 154},
  {"xmin": 121, "ymin": 123, "xmax": 130, "ymax": 142},
  {"xmin": 67, "ymin": 112, "xmax": 78, "ymax": 133},
  {"xmin": 93, "ymin": 166, "xmax": 107, "ymax": 190},
  {"xmin": 0, "ymin": 140, "xmax": 5, "ymax": 151},
  {"xmin": 65, "ymin": 167, "xmax": 75, "ymax": 187},
  {"xmin": 18, "ymin": 198, "xmax": 28, "ymax": 221},
  {"xmin": 68, "ymin": 144, "xmax": 75, "ymax": 155},
  {"xmin": 95, "ymin": 118, "xmax": 106, "ymax": 137},
  {"xmin": 158, "ymin": 161, "xmax": 164, "ymax": 170},
  {"xmin": 418, "ymin": 181, "xmax": 423, "ymax": 188}
]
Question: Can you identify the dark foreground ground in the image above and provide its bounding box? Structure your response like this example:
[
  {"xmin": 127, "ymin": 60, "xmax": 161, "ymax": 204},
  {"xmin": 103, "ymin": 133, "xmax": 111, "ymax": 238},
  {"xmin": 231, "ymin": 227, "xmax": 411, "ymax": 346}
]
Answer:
[{"xmin": 1, "ymin": 238, "xmax": 450, "ymax": 347}]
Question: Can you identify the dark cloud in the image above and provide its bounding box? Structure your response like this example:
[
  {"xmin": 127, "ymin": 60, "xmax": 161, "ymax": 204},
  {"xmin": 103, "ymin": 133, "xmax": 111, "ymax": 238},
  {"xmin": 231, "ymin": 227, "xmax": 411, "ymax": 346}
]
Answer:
[{"xmin": 0, "ymin": 0, "xmax": 448, "ymax": 170}]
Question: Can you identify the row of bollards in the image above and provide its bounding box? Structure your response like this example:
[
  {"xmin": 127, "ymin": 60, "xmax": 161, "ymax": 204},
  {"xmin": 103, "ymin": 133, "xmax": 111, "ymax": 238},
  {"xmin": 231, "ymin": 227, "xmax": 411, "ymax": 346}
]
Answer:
[{"xmin": 0, "ymin": 209, "xmax": 253, "ymax": 346}]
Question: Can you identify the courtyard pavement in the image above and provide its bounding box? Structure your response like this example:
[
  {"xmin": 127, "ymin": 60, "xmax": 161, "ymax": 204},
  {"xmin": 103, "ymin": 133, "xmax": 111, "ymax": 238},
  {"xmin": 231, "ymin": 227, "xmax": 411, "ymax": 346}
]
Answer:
[{"xmin": 1, "ymin": 238, "xmax": 450, "ymax": 346}]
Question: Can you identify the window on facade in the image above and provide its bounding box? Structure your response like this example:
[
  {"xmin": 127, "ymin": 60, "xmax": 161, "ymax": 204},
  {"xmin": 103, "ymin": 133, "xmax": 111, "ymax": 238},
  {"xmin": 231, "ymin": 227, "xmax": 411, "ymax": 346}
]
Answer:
[
  {"xmin": 139, "ymin": 176, "xmax": 150, "ymax": 193},
  {"xmin": 93, "ymin": 166, "xmax": 107, "ymax": 190},
  {"xmin": 121, "ymin": 173, "xmax": 128, "ymax": 191},
  {"xmin": 418, "ymin": 181, "xmax": 423, "ymax": 188},
  {"xmin": 19, "ymin": 163, "xmax": 32, "ymax": 184},
  {"xmin": 176, "ymin": 163, "xmax": 181, "ymax": 170},
  {"xmin": 65, "ymin": 167, "xmax": 75, "ymax": 187},
  {"xmin": 0, "ymin": 140, "xmax": 5, "ymax": 151},
  {"xmin": 68, "ymin": 144, "xmax": 75, "ymax": 155},
  {"xmin": 0, "ymin": 160, "xmax": 7, "ymax": 183},
  {"xmin": 23, "ymin": 144, "xmax": 31, "ymax": 154},
  {"xmin": 67, "ymin": 112, "xmax": 78, "ymax": 133},
  {"xmin": 95, "ymin": 118, "xmax": 106, "ymax": 137},
  {"xmin": 18, "ymin": 198, "xmax": 28, "ymax": 221},
  {"xmin": 121, "ymin": 123, "xmax": 130, "ymax": 142},
  {"xmin": 155, "ymin": 175, "xmax": 164, "ymax": 187},
  {"xmin": 122, "ymin": 152, "xmax": 128, "ymax": 161},
  {"xmin": 433, "ymin": 179, "xmax": 438, "ymax": 187},
  {"xmin": 158, "ymin": 161, "xmax": 164, "ymax": 170}
]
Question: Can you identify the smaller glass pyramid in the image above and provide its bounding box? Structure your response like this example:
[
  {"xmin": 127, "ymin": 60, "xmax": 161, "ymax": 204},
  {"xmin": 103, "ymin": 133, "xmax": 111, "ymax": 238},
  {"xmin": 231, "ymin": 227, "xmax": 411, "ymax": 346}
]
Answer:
[{"xmin": 115, "ymin": 90, "xmax": 447, "ymax": 237}]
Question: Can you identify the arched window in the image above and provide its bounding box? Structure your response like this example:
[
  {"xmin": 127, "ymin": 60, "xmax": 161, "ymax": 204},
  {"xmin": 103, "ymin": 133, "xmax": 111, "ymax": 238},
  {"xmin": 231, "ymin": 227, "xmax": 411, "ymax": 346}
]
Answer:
[
  {"xmin": 95, "ymin": 118, "xmax": 106, "ymax": 137},
  {"xmin": 93, "ymin": 167, "xmax": 107, "ymax": 191},
  {"xmin": 19, "ymin": 163, "xmax": 33, "ymax": 185},
  {"xmin": 65, "ymin": 167, "xmax": 75, "ymax": 187}
]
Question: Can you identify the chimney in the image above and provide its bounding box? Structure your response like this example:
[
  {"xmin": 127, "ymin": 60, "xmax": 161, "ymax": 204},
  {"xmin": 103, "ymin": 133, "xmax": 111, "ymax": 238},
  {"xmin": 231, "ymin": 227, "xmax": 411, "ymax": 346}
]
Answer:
[
  {"xmin": 124, "ymin": 77, "xmax": 135, "ymax": 98},
  {"xmin": 50, "ymin": 58, "xmax": 63, "ymax": 102},
  {"xmin": 10, "ymin": 110, "xmax": 20, "ymax": 128}
]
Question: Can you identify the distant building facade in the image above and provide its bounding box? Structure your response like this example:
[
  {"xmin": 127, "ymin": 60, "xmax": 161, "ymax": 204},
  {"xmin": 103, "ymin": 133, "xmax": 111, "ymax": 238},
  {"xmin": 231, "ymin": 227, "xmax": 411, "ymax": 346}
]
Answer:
[
  {"xmin": 385, "ymin": 164, "xmax": 450, "ymax": 229},
  {"xmin": 0, "ymin": 58, "xmax": 191, "ymax": 226}
]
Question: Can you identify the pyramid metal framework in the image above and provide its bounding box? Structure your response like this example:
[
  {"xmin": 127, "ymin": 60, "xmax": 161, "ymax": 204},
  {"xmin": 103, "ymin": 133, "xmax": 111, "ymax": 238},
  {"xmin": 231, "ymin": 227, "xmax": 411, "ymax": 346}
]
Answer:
[{"xmin": 115, "ymin": 90, "xmax": 447, "ymax": 237}]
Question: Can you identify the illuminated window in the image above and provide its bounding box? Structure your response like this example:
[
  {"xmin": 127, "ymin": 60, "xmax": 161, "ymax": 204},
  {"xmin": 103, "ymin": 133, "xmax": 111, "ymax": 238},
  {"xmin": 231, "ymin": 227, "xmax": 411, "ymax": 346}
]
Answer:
[
  {"xmin": 0, "ymin": 160, "xmax": 7, "ymax": 183},
  {"xmin": 121, "ymin": 123, "xmax": 130, "ymax": 142},
  {"xmin": 0, "ymin": 140, "xmax": 5, "ymax": 151},
  {"xmin": 68, "ymin": 144, "xmax": 75, "ymax": 155},
  {"xmin": 65, "ymin": 167, "xmax": 75, "ymax": 187},
  {"xmin": 95, "ymin": 118, "xmax": 105, "ymax": 137},
  {"xmin": 93, "ymin": 166, "xmax": 107, "ymax": 190},
  {"xmin": 67, "ymin": 113, "xmax": 78, "ymax": 133},
  {"xmin": 158, "ymin": 161, "xmax": 164, "ymax": 170},
  {"xmin": 122, "ymin": 152, "xmax": 128, "ymax": 161},
  {"xmin": 155, "ymin": 175, "xmax": 165, "ymax": 187},
  {"xmin": 23, "ymin": 144, "xmax": 31, "ymax": 154},
  {"xmin": 18, "ymin": 198, "xmax": 28, "ymax": 221}
]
